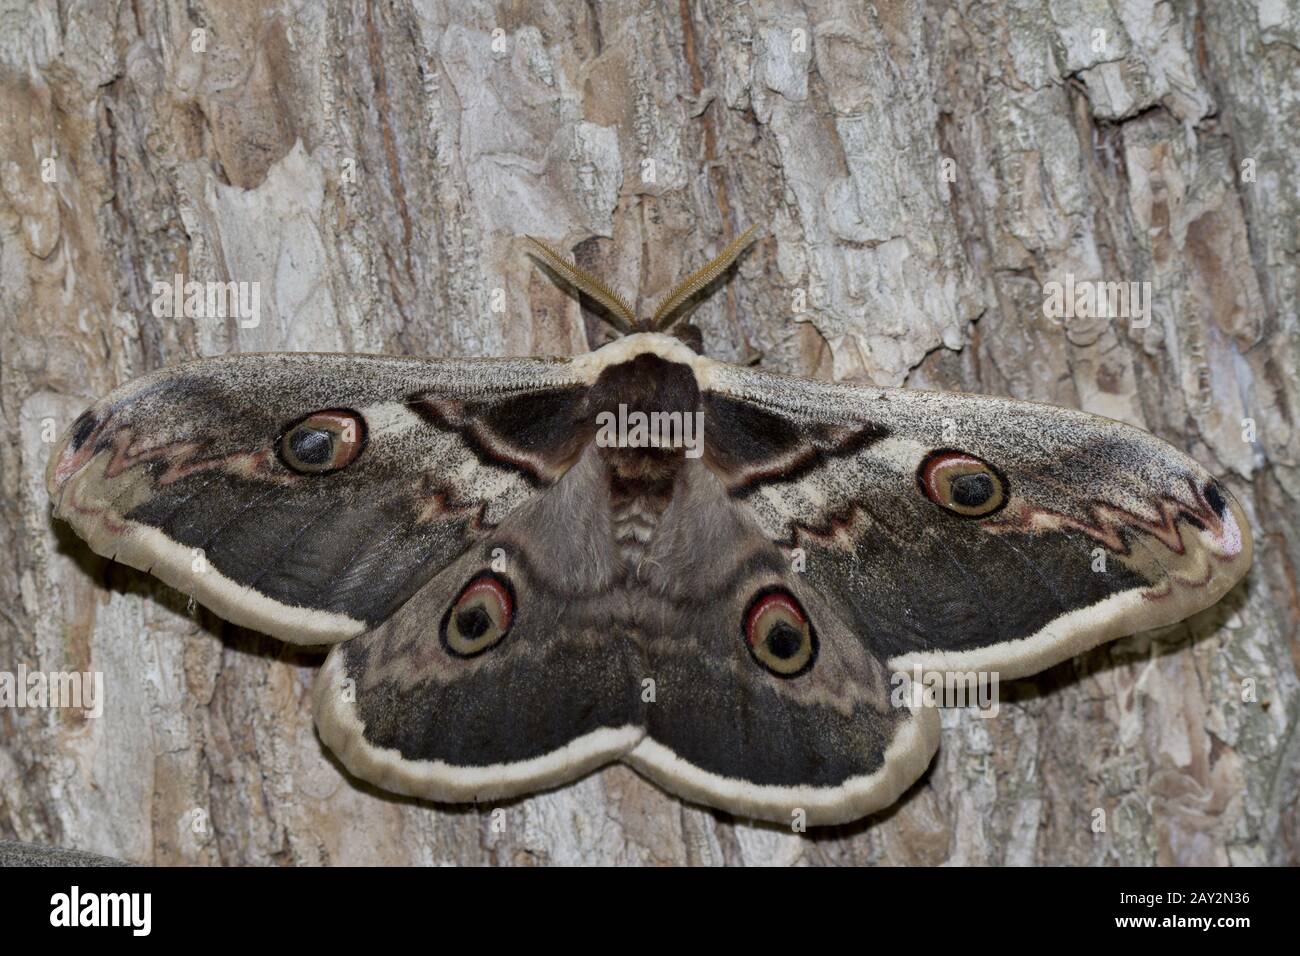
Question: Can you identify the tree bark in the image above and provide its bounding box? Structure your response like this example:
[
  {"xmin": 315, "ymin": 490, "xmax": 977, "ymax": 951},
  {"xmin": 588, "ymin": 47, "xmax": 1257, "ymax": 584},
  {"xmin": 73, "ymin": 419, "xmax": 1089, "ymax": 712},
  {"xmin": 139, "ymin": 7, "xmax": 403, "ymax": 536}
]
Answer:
[{"xmin": 1, "ymin": 0, "xmax": 1296, "ymax": 865}]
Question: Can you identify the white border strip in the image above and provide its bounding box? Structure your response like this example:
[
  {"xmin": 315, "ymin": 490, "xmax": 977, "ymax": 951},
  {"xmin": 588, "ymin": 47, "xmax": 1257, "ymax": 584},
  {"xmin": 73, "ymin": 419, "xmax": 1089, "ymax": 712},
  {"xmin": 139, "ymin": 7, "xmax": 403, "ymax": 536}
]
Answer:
[
  {"xmin": 63, "ymin": 503, "xmax": 364, "ymax": 645},
  {"xmin": 624, "ymin": 691, "xmax": 941, "ymax": 827},
  {"xmin": 312, "ymin": 648, "xmax": 645, "ymax": 802}
]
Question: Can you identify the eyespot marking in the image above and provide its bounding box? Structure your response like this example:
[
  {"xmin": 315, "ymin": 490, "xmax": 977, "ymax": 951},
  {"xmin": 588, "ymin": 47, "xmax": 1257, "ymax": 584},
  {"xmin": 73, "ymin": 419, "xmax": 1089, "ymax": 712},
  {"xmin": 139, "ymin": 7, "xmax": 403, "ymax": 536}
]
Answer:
[
  {"xmin": 743, "ymin": 588, "xmax": 817, "ymax": 678},
  {"xmin": 917, "ymin": 449, "xmax": 1009, "ymax": 518},
  {"xmin": 278, "ymin": 409, "xmax": 367, "ymax": 475},
  {"xmin": 441, "ymin": 571, "xmax": 515, "ymax": 658}
]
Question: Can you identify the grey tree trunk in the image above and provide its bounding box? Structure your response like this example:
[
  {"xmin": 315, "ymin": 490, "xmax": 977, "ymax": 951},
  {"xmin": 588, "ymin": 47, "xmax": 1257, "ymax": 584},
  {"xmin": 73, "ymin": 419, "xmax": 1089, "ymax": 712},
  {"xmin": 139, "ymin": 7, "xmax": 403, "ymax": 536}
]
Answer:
[{"xmin": 1, "ymin": 0, "xmax": 1296, "ymax": 865}]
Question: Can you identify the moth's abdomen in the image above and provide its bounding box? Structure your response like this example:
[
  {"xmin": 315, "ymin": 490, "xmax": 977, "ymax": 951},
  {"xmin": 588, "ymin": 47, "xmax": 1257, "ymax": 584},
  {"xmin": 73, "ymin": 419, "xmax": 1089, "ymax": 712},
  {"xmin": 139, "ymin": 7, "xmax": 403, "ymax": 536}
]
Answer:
[{"xmin": 608, "ymin": 472, "xmax": 676, "ymax": 571}]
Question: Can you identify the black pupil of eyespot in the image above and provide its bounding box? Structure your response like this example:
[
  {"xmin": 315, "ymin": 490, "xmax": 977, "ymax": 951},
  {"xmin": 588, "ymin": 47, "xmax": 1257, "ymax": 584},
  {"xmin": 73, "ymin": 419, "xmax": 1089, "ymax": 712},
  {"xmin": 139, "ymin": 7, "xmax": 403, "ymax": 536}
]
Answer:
[
  {"xmin": 291, "ymin": 427, "xmax": 334, "ymax": 465},
  {"xmin": 950, "ymin": 472, "xmax": 993, "ymax": 507},
  {"xmin": 766, "ymin": 621, "xmax": 803, "ymax": 659},
  {"xmin": 456, "ymin": 604, "xmax": 493, "ymax": 640}
]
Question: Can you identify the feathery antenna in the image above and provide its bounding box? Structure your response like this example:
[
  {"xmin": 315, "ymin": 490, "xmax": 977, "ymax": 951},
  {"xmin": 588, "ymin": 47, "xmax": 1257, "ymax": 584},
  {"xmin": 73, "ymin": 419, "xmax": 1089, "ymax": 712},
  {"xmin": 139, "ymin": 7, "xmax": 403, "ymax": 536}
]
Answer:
[
  {"xmin": 525, "ymin": 226, "xmax": 762, "ymax": 336},
  {"xmin": 524, "ymin": 236, "xmax": 637, "ymax": 334},
  {"xmin": 650, "ymin": 224, "xmax": 761, "ymax": 331}
]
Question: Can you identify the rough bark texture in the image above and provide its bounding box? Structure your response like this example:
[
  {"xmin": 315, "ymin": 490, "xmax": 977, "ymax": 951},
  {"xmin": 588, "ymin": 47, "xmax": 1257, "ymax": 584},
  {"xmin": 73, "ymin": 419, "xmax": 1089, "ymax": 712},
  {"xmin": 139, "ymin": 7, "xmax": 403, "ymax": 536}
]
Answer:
[{"xmin": 1, "ymin": 0, "xmax": 1296, "ymax": 866}]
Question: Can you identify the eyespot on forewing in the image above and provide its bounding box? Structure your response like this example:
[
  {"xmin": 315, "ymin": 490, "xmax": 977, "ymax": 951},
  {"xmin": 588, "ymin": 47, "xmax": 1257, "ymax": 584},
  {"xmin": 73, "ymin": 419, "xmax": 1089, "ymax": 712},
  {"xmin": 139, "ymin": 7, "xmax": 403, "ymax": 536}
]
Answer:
[
  {"xmin": 916, "ymin": 449, "xmax": 1008, "ymax": 518},
  {"xmin": 278, "ymin": 409, "xmax": 368, "ymax": 474}
]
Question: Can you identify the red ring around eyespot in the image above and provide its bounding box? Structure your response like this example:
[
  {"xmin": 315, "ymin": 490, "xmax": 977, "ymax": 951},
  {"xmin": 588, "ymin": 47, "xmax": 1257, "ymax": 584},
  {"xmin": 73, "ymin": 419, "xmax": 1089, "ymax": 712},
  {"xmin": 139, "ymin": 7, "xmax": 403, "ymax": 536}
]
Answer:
[
  {"xmin": 744, "ymin": 590, "xmax": 806, "ymax": 647},
  {"xmin": 457, "ymin": 574, "xmax": 513, "ymax": 627},
  {"xmin": 918, "ymin": 450, "xmax": 987, "ymax": 502}
]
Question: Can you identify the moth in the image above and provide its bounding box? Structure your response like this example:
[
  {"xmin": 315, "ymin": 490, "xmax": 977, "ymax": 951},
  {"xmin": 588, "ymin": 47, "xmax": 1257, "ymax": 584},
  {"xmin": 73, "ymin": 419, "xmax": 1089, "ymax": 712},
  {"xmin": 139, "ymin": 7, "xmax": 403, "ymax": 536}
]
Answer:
[{"xmin": 46, "ymin": 228, "xmax": 1251, "ymax": 825}]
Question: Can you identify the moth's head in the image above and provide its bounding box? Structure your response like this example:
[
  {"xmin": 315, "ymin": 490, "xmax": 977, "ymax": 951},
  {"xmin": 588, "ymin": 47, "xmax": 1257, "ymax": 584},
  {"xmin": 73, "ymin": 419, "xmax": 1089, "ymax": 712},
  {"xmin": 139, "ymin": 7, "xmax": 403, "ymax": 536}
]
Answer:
[{"xmin": 525, "ymin": 225, "xmax": 760, "ymax": 353}]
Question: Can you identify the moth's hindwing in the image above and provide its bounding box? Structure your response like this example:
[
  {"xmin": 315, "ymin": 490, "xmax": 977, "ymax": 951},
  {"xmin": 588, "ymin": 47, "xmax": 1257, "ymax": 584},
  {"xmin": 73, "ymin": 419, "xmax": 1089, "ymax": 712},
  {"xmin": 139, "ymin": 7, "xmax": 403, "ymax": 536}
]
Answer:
[
  {"xmin": 619, "ymin": 453, "xmax": 942, "ymax": 824},
  {"xmin": 312, "ymin": 447, "xmax": 648, "ymax": 800}
]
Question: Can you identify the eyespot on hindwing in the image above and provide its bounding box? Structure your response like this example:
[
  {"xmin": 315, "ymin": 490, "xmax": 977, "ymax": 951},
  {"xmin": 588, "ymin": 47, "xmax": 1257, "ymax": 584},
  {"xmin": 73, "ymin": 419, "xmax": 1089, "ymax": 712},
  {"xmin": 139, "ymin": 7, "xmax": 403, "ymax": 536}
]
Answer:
[
  {"xmin": 441, "ymin": 572, "xmax": 516, "ymax": 658},
  {"xmin": 743, "ymin": 588, "xmax": 817, "ymax": 678}
]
